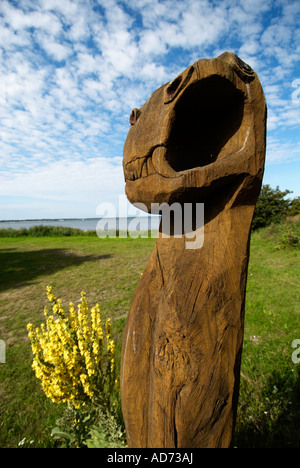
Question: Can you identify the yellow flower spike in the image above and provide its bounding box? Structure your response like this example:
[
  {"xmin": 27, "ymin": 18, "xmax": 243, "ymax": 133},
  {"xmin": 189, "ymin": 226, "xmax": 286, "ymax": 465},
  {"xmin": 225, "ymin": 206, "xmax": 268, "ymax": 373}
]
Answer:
[
  {"xmin": 27, "ymin": 287, "xmax": 118, "ymax": 410},
  {"xmin": 27, "ymin": 323, "xmax": 34, "ymax": 332},
  {"xmin": 47, "ymin": 293, "xmax": 56, "ymax": 302},
  {"xmin": 105, "ymin": 318, "xmax": 111, "ymax": 343}
]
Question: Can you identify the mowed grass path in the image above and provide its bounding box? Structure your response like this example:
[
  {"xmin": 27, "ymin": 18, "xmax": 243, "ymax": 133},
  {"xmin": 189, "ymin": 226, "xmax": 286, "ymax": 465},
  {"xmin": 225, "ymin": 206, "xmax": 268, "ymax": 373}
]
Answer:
[{"xmin": 0, "ymin": 230, "xmax": 299, "ymax": 447}]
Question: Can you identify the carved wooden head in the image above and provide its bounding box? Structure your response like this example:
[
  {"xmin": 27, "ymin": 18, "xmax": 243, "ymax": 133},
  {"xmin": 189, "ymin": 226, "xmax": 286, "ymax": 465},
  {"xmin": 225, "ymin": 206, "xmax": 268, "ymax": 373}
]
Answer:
[{"xmin": 123, "ymin": 52, "xmax": 267, "ymax": 212}]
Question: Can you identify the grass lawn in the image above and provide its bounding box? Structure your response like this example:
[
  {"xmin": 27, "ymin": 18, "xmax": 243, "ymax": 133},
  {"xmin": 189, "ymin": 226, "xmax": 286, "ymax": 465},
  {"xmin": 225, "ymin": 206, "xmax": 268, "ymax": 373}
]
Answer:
[{"xmin": 0, "ymin": 225, "xmax": 299, "ymax": 448}]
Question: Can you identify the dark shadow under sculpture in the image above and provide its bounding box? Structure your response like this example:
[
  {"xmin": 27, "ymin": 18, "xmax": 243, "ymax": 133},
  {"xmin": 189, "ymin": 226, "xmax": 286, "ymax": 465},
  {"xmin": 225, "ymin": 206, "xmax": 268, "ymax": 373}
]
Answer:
[{"xmin": 121, "ymin": 52, "xmax": 267, "ymax": 448}]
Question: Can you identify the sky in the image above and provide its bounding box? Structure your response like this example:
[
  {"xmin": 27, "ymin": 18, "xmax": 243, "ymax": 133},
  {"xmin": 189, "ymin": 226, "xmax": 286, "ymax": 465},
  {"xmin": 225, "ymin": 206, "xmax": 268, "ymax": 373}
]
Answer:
[{"xmin": 0, "ymin": 0, "xmax": 299, "ymax": 220}]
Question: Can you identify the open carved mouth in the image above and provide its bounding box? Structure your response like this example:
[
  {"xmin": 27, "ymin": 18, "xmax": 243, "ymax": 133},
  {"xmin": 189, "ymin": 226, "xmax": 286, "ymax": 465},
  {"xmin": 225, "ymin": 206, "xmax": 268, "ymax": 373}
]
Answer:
[
  {"xmin": 166, "ymin": 75, "xmax": 245, "ymax": 171},
  {"xmin": 125, "ymin": 75, "xmax": 245, "ymax": 182}
]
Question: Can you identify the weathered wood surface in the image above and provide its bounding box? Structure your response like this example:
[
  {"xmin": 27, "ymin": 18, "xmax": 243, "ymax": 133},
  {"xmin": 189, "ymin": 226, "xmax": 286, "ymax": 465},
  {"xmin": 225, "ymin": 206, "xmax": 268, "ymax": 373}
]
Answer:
[{"xmin": 121, "ymin": 52, "xmax": 267, "ymax": 448}]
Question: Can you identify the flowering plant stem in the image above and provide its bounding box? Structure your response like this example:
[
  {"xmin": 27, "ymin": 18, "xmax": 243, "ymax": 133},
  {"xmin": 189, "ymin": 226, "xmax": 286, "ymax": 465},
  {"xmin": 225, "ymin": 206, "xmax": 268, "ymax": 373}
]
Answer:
[{"xmin": 27, "ymin": 287, "xmax": 118, "ymax": 411}]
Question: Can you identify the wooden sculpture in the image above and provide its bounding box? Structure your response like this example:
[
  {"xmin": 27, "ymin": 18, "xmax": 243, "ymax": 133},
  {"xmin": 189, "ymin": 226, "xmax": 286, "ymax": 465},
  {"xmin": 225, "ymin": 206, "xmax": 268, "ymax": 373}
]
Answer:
[{"xmin": 121, "ymin": 52, "xmax": 267, "ymax": 448}]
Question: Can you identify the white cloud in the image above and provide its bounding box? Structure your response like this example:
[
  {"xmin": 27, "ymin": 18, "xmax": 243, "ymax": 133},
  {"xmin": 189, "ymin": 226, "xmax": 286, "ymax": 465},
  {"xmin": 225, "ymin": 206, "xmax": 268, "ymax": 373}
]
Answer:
[
  {"xmin": 139, "ymin": 30, "xmax": 166, "ymax": 56},
  {"xmin": 240, "ymin": 0, "xmax": 273, "ymax": 14},
  {"xmin": 261, "ymin": 24, "xmax": 292, "ymax": 48},
  {"xmin": 39, "ymin": 0, "xmax": 79, "ymax": 18},
  {"xmin": 181, "ymin": 2, "xmax": 227, "ymax": 47},
  {"xmin": 0, "ymin": 1, "xmax": 61, "ymax": 34},
  {"xmin": 0, "ymin": 157, "xmax": 124, "ymax": 202},
  {"xmin": 239, "ymin": 40, "xmax": 260, "ymax": 57},
  {"xmin": 267, "ymin": 136, "xmax": 300, "ymax": 164},
  {"xmin": 0, "ymin": 23, "xmax": 30, "ymax": 48},
  {"xmin": 139, "ymin": 62, "xmax": 168, "ymax": 82},
  {"xmin": 40, "ymin": 38, "xmax": 73, "ymax": 62}
]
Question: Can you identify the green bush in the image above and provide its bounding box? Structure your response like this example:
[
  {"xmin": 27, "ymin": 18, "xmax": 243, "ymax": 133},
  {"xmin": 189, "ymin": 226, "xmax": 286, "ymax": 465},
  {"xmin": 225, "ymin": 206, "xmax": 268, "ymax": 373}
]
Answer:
[
  {"xmin": 52, "ymin": 404, "xmax": 125, "ymax": 448},
  {"xmin": 252, "ymin": 185, "xmax": 293, "ymax": 230},
  {"xmin": 0, "ymin": 225, "xmax": 98, "ymax": 238},
  {"xmin": 264, "ymin": 215, "xmax": 300, "ymax": 250},
  {"xmin": 288, "ymin": 197, "xmax": 300, "ymax": 217}
]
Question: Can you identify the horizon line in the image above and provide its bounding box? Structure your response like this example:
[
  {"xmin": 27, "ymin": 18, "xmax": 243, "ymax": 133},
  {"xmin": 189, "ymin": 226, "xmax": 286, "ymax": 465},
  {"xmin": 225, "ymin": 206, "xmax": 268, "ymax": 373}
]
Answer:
[{"xmin": 0, "ymin": 215, "xmax": 160, "ymax": 222}]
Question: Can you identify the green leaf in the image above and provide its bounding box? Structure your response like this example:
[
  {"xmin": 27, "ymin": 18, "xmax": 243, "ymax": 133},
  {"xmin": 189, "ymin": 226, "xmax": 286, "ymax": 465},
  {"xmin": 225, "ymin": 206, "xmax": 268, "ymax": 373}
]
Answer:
[
  {"xmin": 86, "ymin": 428, "xmax": 118, "ymax": 448},
  {"xmin": 51, "ymin": 427, "xmax": 72, "ymax": 441}
]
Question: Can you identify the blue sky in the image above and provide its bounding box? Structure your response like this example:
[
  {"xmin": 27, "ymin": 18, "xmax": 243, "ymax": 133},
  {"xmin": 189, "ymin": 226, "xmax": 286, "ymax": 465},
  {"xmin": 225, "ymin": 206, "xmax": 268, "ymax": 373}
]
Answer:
[{"xmin": 0, "ymin": 0, "xmax": 299, "ymax": 219}]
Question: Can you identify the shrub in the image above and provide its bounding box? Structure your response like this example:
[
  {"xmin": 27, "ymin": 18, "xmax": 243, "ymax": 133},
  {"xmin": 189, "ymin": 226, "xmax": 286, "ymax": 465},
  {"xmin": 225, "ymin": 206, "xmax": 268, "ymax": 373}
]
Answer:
[
  {"xmin": 0, "ymin": 226, "xmax": 98, "ymax": 237},
  {"xmin": 52, "ymin": 405, "xmax": 125, "ymax": 448},
  {"xmin": 288, "ymin": 197, "xmax": 300, "ymax": 217},
  {"xmin": 264, "ymin": 215, "xmax": 300, "ymax": 250},
  {"xmin": 27, "ymin": 287, "xmax": 118, "ymax": 411},
  {"xmin": 0, "ymin": 228, "xmax": 29, "ymax": 237},
  {"xmin": 252, "ymin": 185, "xmax": 292, "ymax": 230}
]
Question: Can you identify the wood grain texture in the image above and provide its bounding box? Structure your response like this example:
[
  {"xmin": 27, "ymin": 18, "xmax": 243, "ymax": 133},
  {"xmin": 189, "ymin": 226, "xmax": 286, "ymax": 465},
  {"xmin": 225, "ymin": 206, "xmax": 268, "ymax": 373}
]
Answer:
[{"xmin": 120, "ymin": 52, "xmax": 267, "ymax": 448}]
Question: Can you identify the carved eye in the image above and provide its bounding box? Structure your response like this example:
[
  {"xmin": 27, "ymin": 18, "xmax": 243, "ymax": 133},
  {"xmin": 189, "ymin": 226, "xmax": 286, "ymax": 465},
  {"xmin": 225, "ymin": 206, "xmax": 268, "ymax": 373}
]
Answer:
[
  {"xmin": 129, "ymin": 108, "xmax": 141, "ymax": 126},
  {"xmin": 165, "ymin": 75, "xmax": 183, "ymax": 102},
  {"xmin": 235, "ymin": 56, "xmax": 254, "ymax": 75}
]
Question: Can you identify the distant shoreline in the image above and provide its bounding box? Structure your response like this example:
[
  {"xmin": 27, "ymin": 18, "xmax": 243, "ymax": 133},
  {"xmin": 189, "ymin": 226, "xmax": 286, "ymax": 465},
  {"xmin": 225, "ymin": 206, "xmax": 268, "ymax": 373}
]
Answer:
[
  {"xmin": 0, "ymin": 216, "xmax": 157, "ymax": 223},
  {"xmin": 0, "ymin": 216, "xmax": 161, "ymax": 232}
]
